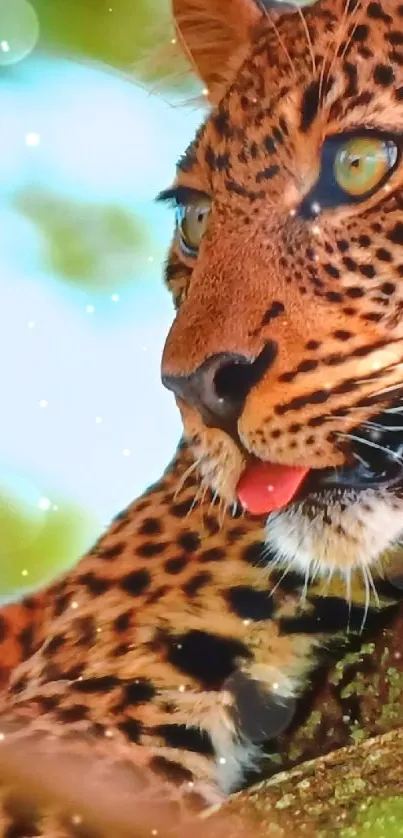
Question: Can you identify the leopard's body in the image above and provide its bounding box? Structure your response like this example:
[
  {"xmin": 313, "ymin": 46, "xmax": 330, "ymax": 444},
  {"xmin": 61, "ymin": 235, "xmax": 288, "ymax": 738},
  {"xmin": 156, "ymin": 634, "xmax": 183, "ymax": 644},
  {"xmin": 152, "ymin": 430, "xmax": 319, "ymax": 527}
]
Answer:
[{"xmin": 1, "ymin": 0, "xmax": 403, "ymax": 833}]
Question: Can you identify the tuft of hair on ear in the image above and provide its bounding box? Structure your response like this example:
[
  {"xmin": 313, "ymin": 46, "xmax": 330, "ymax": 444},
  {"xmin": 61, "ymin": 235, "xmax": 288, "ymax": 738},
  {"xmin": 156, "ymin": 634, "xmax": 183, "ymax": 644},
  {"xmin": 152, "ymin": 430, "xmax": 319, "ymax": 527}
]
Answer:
[
  {"xmin": 129, "ymin": 7, "xmax": 198, "ymax": 103},
  {"xmin": 172, "ymin": 0, "xmax": 266, "ymax": 103}
]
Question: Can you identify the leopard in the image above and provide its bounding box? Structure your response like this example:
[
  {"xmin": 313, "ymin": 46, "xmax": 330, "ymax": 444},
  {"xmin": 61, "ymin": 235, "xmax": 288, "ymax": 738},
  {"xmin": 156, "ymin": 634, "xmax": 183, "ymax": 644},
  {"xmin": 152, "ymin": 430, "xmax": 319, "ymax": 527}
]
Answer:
[{"xmin": 1, "ymin": 0, "xmax": 403, "ymax": 834}]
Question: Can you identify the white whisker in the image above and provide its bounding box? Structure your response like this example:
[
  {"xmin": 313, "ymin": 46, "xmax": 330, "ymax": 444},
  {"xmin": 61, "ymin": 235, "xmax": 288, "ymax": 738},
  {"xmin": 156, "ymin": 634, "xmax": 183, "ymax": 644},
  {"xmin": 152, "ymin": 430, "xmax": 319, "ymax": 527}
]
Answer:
[
  {"xmin": 336, "ymin": 431, "xmax": 403, "ymax": 467},
  {"xmin": 360, "ymin": 564, "xmax": 370, "ymax": 633}
]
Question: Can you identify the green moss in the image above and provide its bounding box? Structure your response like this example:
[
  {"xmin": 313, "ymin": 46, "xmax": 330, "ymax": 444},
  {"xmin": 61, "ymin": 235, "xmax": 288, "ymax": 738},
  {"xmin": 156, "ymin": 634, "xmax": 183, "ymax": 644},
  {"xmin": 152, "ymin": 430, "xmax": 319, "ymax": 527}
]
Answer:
[
  {"xmin": 334, "ymin": 776, "xmax": 367, "ymax": 803},
  {"xmin": 330, "ymin": 644, "xmax": 376, "ymax": 687},
  {"xmin": 341, "ymin": 797, "xmax": 403, "ymax": 837}
]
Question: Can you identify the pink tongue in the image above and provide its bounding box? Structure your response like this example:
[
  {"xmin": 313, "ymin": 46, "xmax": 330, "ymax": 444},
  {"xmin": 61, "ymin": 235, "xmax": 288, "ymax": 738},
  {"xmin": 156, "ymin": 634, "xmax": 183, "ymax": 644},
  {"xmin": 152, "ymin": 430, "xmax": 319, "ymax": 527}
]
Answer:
[{"xmin": 237, "ymin": 462, "xmax": 310, "ymax": 515}]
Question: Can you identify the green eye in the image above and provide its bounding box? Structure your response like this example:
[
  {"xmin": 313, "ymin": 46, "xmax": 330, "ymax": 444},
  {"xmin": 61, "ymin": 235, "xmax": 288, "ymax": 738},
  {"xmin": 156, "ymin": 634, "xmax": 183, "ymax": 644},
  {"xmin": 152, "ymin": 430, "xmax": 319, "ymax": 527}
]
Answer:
[
  {"xmin": 177, "ymin": 198, "xmax": 211, "ymax": 255},
  {"xmin": 334, "ymin": 136, "xmax": 398, "ymax": 197}
]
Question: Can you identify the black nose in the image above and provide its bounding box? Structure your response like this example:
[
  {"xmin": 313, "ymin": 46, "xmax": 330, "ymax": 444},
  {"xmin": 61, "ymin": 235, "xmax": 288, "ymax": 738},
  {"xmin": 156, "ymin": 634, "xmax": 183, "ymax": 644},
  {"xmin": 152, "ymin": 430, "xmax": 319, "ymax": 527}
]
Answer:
[{"xmin": 162, "ymin": 342, "xmax": 277, "ymax": 430}]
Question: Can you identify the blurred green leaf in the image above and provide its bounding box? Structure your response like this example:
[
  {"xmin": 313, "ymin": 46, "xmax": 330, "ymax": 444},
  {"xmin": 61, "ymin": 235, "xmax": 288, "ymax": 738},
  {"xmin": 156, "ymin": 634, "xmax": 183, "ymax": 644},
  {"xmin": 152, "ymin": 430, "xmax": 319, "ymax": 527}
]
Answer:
[
  {"xmin": 0, "ymin": 479, "xmax": 98, "ymax": 599},
  {"xmin": 14, "ymin": 189, "xmax": 150, "ymax": 291},
  {"xmin": 32, "ymin": 0, "xmax": 173, "ymax": 75},
  {"xmin": 342, "ymin": 797, "xmax": 403, "ymax": 838}
]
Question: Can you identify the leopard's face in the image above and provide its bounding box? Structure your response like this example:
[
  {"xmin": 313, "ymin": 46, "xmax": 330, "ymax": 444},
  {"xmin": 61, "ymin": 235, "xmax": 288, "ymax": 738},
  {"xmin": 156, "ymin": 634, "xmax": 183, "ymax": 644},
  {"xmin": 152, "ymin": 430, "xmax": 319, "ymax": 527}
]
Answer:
[{"xmin": 160, "ymin": 0, "xmax": 403, "ymax": 581}]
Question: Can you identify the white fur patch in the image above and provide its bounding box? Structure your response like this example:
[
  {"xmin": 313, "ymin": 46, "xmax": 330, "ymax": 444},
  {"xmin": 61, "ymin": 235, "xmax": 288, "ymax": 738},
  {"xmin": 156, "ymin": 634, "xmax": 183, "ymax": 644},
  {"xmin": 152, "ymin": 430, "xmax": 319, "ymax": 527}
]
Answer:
[{"xmin": 264, "ymin": 488, "xmax": 403, "ymax": 578}]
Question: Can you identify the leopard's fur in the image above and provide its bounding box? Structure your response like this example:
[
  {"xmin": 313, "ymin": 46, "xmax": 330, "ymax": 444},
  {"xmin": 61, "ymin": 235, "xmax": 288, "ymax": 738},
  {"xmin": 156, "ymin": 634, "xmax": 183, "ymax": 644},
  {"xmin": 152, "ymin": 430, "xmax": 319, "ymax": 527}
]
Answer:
[{"xmin": 1, "ymin": 0, "xmax": 403, "ymax": 833}]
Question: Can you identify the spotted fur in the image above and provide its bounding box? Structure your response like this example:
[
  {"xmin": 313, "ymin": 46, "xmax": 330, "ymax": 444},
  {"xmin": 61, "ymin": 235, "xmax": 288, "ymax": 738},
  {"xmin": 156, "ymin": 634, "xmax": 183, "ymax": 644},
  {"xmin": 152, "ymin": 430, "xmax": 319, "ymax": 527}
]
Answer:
[{"xmin": 0, "ymin": 0, "xmax": 403, "ymax": 833}]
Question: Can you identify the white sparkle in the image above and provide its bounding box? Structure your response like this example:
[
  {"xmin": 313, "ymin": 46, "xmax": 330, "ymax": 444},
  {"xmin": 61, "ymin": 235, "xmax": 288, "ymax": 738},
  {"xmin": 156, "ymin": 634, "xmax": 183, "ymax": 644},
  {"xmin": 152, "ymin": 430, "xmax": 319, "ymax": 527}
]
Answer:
[
  {"xmin": 178, "ymin": 684, "xmax": 186, "ymax": 693},
  {"xmin": 289, "ymin": 208, "xmax": 297, "ymax": 218},
  {"xmin": 86, "ymin": 304, "xmax": 95, "ymax": 314},
  {"xmin": 28, "ymin": 320, "xmax": 35, "ymax": 328},
  {"xmin": 39, "ymin": 399, "xmax": 48, "ymax": 408},
  {"xmin": 147, "ymin": 255, "xmax": 154, "ymax": 263},
  {"xmin": 105, "ymin": 728, "xmax": 113, "ymax": 738},
  {"xmin": 25, "ymin": 131, "xmax": 41, "ymax": 147},
  {"xmin": 38, "ymin": 496, "xmax": 52, "ymax": 511},
  {"xmin": 202, "ymin": 88, "xmax": 209, "ymax": 97},
  {"xmin": 151, "ymin": 831, "xmax": 158, "ymax": 836},
  {"xmin": 71, "ymin": 815, "xmax": 82, "ymax": 826},
  {"xmin": 310, "ymin": 201, "xmax": 321, "ymax": 215},
  {"xmin": 272, "ymin": 681, "xmax": 279, "ymax": 691},
  {"xmin": 52, "ymin": 504, "xmax": 59, "ymax": 511},
  {"xmin": 71, "ymin": 601, "xmax": 79, "ymax": 610},
  {"xmin": 123, "ymin": 448, "xmax": 131, "ymax": 457},
  {"xmin": 21, "ymin": 569, "xmax": 29, "ymax": 577},
  {"xmin": 96, "ymin": 627, "xmax": 102, "ymax": 633},
  {"xmin": 171, "ymin": 38, "xmax": 177, "ymax": 45},
  {"xmin": 177, "ymin": 644, "xmax": 183, "ymax": 650},
  {"xmin": 243, "ymin": 619, "xmax": 251, "ymax": 626},
  {"xmin": 187, "ymin": 781, "xmax": 194, "ymax": 789},
  {"xmin": 0, "ymin": 40, "xmax": 10, "ymax": 53},
  {"xmin": 219, "ymin": 757, "xmax": 226, "ymax": 765},
  {"xmin": 95, "ymin": 416, "xmax": 103, "ymax": 424},
  {"xmin": 266, "ymin": 485, "xmax": 274, "ymax": 492},
  {"xmin": 111, "ymin": 293, "xmax": 120, "ymax": 302},
  {"xmin": 312, "ymin": 225, "xmax": 321, "ymax": 236}
]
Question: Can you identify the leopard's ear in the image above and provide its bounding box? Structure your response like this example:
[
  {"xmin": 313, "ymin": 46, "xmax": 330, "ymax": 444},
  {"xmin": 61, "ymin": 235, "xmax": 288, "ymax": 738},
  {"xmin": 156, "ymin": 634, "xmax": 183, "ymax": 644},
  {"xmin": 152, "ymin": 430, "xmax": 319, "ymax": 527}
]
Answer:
[{"xmin": 172, "ymin": 0, "xmax": 272, "ymax": 102}]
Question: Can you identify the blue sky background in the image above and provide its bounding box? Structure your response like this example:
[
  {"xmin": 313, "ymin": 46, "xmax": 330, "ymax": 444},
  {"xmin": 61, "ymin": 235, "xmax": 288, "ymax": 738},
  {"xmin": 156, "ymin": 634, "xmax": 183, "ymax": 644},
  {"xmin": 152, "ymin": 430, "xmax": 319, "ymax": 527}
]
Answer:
[{"xmin": 0, "ymin": 10, "xmax": 205, "ymax": 597}]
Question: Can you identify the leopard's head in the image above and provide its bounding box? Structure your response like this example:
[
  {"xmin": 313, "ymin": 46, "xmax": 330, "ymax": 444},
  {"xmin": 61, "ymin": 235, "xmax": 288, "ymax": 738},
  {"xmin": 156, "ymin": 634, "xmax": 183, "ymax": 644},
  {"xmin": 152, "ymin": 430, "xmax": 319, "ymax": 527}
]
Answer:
[{"xmin": 160, "ymin": 0, "xmax": 403, "ymax": 582}]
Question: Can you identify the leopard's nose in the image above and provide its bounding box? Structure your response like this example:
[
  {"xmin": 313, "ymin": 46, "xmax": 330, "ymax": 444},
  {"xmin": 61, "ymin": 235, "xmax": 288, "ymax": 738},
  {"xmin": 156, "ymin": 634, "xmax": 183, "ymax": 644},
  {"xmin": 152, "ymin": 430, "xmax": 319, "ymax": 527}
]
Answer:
[{"xmin": 162, "ymin": 343, "xmax": 277, "ymax": 428}]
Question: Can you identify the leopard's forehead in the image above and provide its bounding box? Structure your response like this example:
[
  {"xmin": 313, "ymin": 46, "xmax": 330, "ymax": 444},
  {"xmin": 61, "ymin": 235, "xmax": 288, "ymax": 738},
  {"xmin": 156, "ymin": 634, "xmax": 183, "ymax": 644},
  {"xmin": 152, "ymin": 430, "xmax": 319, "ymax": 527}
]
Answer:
[{"xmin": 182, "ymin": 0, "xmax": 403, "ymax": 199}]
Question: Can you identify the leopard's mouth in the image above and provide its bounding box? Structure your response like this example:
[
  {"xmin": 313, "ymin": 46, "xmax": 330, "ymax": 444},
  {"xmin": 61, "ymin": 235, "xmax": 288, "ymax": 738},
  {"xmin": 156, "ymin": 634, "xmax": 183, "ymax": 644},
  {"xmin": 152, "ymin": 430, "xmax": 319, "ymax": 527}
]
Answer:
[{"xmin": 237, "ymin": 410, "xmax": 403, "ymax": 515}]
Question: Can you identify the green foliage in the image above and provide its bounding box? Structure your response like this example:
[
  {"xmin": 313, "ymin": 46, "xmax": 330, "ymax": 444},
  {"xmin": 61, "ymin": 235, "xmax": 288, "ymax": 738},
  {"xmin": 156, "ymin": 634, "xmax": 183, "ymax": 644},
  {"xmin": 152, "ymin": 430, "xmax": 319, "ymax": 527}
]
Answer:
[
  {"xmin": 0, "ymin": 479, "xmax": 97, "ymax": 599},
  {"xmin": 14, "ymin": 189, "xmax": 150, "ymax": 292},
  {"xmin": 341, "ymin": 797, "xmax": 403, "ymax": 838},
  {"xmin": 30, "ymin": 0, "xmax": 185, "ymax": 87}
]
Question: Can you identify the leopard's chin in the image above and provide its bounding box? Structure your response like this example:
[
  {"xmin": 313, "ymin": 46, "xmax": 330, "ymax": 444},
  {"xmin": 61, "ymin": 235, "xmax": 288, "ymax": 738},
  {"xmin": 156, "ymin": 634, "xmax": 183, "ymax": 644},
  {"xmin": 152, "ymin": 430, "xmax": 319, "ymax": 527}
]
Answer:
[{"xmin": 264, "ymin": 483, "xmax": 403, "ymax": 578}]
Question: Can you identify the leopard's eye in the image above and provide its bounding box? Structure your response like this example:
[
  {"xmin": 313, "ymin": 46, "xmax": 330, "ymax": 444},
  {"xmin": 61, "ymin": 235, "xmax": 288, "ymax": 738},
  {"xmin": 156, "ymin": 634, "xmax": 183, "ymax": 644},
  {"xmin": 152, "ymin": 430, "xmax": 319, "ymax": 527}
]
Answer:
[
  {"xmin": 299, "ymin": 132, "xmax": 401, "ymax": 218},
  {"xmin": 176, "ymin": 199, "xmax": 211, "ymax": 256},
  {"xmin": 334, "ymin": 136, "xmax": 398, "ymax": 197}
]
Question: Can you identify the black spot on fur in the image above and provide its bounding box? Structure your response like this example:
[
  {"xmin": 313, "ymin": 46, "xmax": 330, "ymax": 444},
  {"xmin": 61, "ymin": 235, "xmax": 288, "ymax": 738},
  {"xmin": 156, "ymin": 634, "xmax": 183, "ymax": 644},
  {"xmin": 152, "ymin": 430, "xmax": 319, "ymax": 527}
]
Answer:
[
  {"xmin": 113, "ymin": 610, "xmax": 132, "ymax": 633},
  {"xmin": 139, "ymin": 517, "xmax": 163, "ymax": 536},
  {"xmin": 78, "ymin": 572, "xmax": 111, "ymax": 596},
  {"xmin": 242, "ymin": 542, "xmax": 265, "ymax": 566},
  {"xmin": 120, "ymin": 569, "xmax": 151, "ymax": 596},
  {"xmin": 124, "ymin": 679, "xmax": 156, "ymax": 705},
  {"xmin": 153, "ymin": 724, "xmax": 214, "ymax": 755},
  {"xmin": 119, "ymin": 718, "xmax": 142, "ymax": 743},
  {"xmin": 374, "ymin": 63, "xmax": 394, "ymax": 85},
  {"xmin": 300, "ymin": 81, "xmax": 320, "ymax": 132},
  {"xmin": 177, "ymin": 531, "xmax": 201, "ymax": 553},
  {"xmin": 73, "ymin": 675, "xmax": 120, "ymax": 693},
  {"xmin": 164, "ymin": 556, "xmax": 188, "ymax": 574},
  {"xmin": 226, "ymin": 586, "xmax": 274, "ymax": 621},
  {"xmin": 137, "ymin": 541, "xmax": 167, "ymax": 558},
  {"xmin": 98, "ymin": 542, "xmax": 125, "ymax": 560},
  {"xmin": 149, "ymin": 756, "xmax": 193, "ymax": 786},
  {"xmin": 182, "ymin": 572, "xmax": 212, "ymax": 596},
  {"xmin": 200, "ymin": 547, "xmax": 226, "ymax": 563},
  {"xmin": 166, "ymin": 630, "xmax": 251, "ymax": 688}
]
